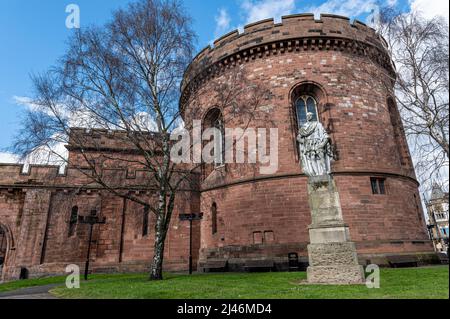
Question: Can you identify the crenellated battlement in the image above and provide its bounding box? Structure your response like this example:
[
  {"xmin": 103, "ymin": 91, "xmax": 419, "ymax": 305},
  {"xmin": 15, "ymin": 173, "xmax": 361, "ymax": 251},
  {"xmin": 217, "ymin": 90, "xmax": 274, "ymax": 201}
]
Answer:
[
  {"xmin": 68, "ymin": 127, "xmax": 161, "ymax": 152},
  {"xmin": 181, "ymin": 13, "xmax": 392, "ymax": 101},
  {"xmin": 0, "ymin": 128, "xmax": 198, "ymax": 191},
  {"xmin": 0, "ymin": 164, "xmax": 198, "ymax": 192},
  {"xmin": 0, "ymin": 163, "xmax": 155, "ymax": 189}
]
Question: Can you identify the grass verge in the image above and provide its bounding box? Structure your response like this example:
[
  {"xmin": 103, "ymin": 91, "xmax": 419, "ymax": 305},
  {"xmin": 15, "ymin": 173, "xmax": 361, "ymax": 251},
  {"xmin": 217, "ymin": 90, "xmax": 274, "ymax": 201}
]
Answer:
[{"xmin": 41, "ymin": 266, "xmax": 450, "ymax": 299}]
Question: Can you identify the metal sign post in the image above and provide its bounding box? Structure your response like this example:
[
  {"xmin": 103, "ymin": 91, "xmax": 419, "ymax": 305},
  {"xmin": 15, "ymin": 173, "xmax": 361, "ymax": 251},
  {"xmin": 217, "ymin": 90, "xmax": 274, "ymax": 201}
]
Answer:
[
  {"xmin": 78, "ymin": 210, "xmax": 106, "ymax": 280},
  {"xmin": 179, "ymin": 213, "xmax": 203, "ymax": 274}
]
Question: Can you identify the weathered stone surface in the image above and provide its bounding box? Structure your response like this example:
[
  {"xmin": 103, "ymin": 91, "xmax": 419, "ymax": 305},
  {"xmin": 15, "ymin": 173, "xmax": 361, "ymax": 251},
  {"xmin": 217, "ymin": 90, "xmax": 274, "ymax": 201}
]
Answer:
[
  {"xmin": 309, "ymin": 226, "xmax": 351, "ymax": 244},
  {"xmin": 307, "ymin": 265, "xmax": 365, "ymax": 284},
  {"xmin": 308, "ymin": 242, "xmax": 359, "ymax": 266}
]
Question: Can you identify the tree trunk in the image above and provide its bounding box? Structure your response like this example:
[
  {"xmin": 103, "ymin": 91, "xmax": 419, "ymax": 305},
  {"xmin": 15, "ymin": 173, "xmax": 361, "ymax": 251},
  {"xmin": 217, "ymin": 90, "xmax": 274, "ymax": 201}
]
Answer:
[{"xmin": 149, "ymin": 216, "xmax": 167, "ymax": 280}]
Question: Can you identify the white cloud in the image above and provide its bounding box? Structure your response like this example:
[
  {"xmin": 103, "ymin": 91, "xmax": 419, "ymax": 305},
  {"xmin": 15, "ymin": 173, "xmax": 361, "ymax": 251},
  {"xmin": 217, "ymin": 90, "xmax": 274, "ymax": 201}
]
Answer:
[
  {"xmin": 410, "ymin": 0, "xmax": 449, "ymax": 21},
  {"xmin": 387, "ymin": 0, "xmax": 398, "ymax": 7},
  {"xmin": 0, "ymin": 152, "xmax": 20, "ymax": 164},
  {"xmin": 126, "ymin": 112, "xmax": 159, "ymax": 132},
  {"xmin": 0, "ymin": 146, "xmax": 67, "ymax": 174},
  {"xmin": 13, "ymin": 95, "xmax": 39, "ymax": 112},
  {"xmin": 21, "ymin": 142, "xmax": 68, "ymax": 174},
  {"xmin": 215, "ymin": 8, "xmax": 232, "ymax": 37},
  {"xmin": 241, "ymin": 0, "xmax": 295, "ymax": 24},
  {"xmin": 306, "ymin": 0, "xmax": 378, "ymax": 20}
]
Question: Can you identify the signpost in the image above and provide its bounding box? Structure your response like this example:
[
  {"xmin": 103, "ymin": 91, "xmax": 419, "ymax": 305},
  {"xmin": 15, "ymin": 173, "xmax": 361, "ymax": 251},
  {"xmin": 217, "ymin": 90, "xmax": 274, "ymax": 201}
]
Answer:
[
  {"xmin": 78, "ymin": 210, "xmax": 106, "ymax": 280},
  {"xmin": 179, "ymin": 213, "xmax": 203, "ymax": 275}
]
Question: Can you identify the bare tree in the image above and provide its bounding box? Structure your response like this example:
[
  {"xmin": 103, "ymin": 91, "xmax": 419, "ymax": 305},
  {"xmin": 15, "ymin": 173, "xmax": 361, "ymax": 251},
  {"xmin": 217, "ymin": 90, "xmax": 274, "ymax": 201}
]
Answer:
[
  {"xmin": 13, "ymin": 0, "xmax": 197, "ymax": 281},
  {"xmin": 376, "ymin": 8, "xmax": 449, "ymax": 191},
  {"xmin": 12, "ymin": 0, "xmax": 269, "ymax": 280}
]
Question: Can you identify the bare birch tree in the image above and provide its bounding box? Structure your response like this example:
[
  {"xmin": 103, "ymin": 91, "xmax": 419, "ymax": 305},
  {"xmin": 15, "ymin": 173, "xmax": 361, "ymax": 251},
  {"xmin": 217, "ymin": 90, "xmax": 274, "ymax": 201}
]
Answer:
[
  {"xmin": 376, "ymin": 8, "xmax": 449, "ymax": 192},
  {"xmin": 12, "ymin": 0, "xmax": 269, "ymax": 280},
  {"xmin": 13, "ymin": 0, "xmax": 197, "ymax": 281}
]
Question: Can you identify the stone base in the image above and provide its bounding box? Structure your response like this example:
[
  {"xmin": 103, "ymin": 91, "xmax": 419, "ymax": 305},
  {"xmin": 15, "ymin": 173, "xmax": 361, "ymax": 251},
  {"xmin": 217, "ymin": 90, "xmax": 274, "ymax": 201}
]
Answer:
[
  {"xmin": 306, "ymin": 175, "xmax": 365, "ymax": 284},
  {"xmin": 307, "ymin": 265, "xmax": 365, "ymax": 284},
  {"xmin": 308, "ymin": 242, "xmax": 359, "ymax": 266}
]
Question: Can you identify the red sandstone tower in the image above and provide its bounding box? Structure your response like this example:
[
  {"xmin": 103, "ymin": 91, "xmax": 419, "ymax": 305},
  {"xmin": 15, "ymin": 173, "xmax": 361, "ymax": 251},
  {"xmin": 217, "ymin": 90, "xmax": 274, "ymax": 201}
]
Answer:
[
  {"xmin": 0, "ymin": 13, "xmax": 438, "ymax": 281},
  {"xmin": 180, "ymin": 13, "xmax": 435, "ymax": 271}
]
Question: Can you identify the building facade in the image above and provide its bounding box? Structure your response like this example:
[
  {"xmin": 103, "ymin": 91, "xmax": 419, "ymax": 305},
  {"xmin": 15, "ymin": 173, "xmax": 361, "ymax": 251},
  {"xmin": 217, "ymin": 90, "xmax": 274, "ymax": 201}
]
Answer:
[
  {"xmin": 0, "ymin": 14, "xmax": 438, "ymax": 281},
  {"xmin": 426, "ymin": 184, "xmax": 449, "ymax": 253}
]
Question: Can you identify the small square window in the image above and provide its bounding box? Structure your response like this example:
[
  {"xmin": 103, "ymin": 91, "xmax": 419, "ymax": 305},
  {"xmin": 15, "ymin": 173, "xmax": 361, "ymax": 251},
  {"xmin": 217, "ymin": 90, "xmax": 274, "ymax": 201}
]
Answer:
[
  {"xmin": 371, "ymin": 178, "xmax": 386, "ymax": 195},
  {"xmin": 264, "ymin": 231, "xmax": 274, "ymax": 243},
  {"xmin": 253, "ymin": 232, "xmax": 263, "ymax": 245}
]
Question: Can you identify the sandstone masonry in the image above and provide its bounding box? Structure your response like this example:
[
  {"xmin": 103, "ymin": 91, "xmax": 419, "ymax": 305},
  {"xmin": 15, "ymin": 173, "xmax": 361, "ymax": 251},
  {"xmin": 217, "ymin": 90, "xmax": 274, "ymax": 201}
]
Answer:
[{"xmin": 0, "ymin": 13, "xmax": 438, "ymax": 281}]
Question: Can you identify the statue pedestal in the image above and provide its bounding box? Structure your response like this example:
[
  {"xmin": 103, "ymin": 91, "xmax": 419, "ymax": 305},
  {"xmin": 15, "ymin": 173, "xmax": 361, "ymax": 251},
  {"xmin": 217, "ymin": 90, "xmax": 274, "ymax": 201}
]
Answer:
[{"xmin": 306, "ymin": 175, "xmax": 365, "ymax": 284}]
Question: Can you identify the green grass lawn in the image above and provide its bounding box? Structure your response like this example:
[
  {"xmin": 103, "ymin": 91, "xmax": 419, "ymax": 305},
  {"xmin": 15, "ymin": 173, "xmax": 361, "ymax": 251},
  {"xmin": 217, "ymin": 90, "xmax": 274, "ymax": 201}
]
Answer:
[
  {"xmin": 48, "ymin": 266, "xmax": 448, "ymax": 299},
  {"xmin": 1, "ymin": 266, "xmax": 448, "ymax": 299}
]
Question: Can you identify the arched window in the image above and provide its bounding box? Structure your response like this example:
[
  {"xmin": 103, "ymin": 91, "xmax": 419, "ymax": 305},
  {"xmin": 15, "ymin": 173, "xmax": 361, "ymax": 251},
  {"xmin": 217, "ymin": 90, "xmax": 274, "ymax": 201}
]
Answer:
[
  {"xmin": 295, "ymin": 95, "xmax": 318, "ymax": 127},
  {"xmin": 211, "ymin": 202, "xmax": 218, "ymax": 235},
  {"xmin": 68, "ymin": 206, "xmax": 78, "ymax": 237},
  {"xmin": 204, "ymin": 108, "xmax": 224, "ymax": 167}
]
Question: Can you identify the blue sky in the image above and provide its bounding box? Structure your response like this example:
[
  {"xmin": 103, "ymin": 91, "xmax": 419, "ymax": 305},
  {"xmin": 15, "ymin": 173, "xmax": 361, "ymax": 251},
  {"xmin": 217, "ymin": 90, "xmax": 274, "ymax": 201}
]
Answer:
[{"xmin": 0, "ymin": 0, "xmax": 446, "ymax": 158}]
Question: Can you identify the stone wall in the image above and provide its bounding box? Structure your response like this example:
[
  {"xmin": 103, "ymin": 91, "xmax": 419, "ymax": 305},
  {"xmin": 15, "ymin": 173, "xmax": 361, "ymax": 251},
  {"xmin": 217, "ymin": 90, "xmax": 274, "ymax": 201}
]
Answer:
[{"xmin": 0, "ymin": 161, "xmax": 200, "ymax": 281}]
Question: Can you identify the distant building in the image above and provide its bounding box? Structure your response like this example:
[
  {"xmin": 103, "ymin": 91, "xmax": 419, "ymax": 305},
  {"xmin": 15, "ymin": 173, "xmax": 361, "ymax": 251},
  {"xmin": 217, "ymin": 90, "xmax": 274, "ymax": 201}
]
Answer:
[{"xmin": 426, "ymin": 184, "xmax": 449, "ymax": 253}]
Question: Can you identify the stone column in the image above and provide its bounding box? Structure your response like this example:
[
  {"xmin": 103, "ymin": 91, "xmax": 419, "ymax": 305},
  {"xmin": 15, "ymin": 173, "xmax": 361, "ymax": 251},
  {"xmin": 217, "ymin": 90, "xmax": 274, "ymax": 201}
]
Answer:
[{"xmin": 306, "ymin": 175, "xmax": 365, "ymax": 284}]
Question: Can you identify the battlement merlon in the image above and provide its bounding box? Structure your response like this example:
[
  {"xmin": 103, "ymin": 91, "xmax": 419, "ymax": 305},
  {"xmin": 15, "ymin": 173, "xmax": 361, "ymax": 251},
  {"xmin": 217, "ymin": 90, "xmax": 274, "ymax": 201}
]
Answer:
[{"xmin": 180, "ymin": 13, "xmax": 393, "ymax": 99}]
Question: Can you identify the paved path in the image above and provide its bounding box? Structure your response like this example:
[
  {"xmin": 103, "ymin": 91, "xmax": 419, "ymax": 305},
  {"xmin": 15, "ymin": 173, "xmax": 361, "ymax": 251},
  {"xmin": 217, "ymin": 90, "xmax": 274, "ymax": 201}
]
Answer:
[{"xmin": 0, "ymin": 284, "xmax": 60, "ymax": 299}]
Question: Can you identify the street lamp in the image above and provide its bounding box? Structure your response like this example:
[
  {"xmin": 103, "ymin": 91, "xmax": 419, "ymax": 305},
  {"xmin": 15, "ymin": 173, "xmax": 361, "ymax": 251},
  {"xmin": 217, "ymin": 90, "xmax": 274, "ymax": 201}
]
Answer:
[
  {"xmin": 179, "ymin": 213, "xmax": 203, "ymax": 275},
  {"xmin": 78, "ymin": 210, "xmax": 106, "ymax": 280}
]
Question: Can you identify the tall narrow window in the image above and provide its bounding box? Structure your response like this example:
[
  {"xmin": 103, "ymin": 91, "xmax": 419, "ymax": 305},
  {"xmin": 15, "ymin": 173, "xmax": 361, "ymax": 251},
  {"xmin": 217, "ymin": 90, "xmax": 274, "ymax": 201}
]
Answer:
[
  {"xmin": 0, "ymin": 228, "xmax": 6, "ymax": 267},
  {"xmin": 68, "ymin": 206, "xmax": 78, "ymax": 237},
  {"xmin": 142, "ymin": 205, "xmax": 150, "ymax": 237},
  {"xmin": 295, "ymin": 95, "xmax": 318, "ymax": 127},
  {"xmin": 387, "ymin": 98, "xmax": 408, "ymax": 166},
  {"xmin": 204, "ymin": 108, "xmax": 225, "ymax": 168},
  {"xmin": 414, "ymin": 194, "xmax": 423, "ymax": 221},
  {"xmin": 211, "ymin": 202, "xmax": 218, "ymax": 235},
  {"xmin": 378, "ymin": 179, "xmax": 386, "ymax": 194},
  {"xmin": 214, "ymin": 116, "xmax": 224, "ymax": 167}
]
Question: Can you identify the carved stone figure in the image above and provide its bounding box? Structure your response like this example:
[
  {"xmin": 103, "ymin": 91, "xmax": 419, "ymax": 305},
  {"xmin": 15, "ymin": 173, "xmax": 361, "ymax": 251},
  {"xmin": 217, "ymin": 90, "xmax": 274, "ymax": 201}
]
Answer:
[{"xmin": 297, "ymin": 112, "xmax": 332, "ymax": 177}]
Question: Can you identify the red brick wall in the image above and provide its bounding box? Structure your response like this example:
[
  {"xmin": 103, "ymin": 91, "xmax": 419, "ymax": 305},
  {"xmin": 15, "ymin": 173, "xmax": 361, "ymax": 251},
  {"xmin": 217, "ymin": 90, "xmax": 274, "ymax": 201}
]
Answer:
[{"xmin": 0, "ymin": 184, "xmax": 200, "ymax": 280}]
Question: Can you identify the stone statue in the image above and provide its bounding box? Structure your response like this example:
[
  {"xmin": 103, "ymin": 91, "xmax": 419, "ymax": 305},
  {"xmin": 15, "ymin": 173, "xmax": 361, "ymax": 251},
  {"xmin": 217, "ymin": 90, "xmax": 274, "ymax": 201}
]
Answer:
[{"xmin": 297, "ymin": 112, "xmax": 333, "ymax": 177}]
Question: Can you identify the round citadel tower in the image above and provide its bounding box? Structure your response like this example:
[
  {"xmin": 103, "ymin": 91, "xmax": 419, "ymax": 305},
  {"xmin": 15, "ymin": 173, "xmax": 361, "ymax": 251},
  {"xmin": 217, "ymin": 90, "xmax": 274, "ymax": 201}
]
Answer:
[{"xmin": 180, "ymin": 13, "xmax": 436, "ymax": 271}]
